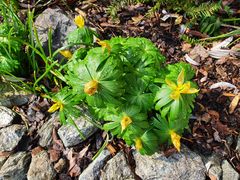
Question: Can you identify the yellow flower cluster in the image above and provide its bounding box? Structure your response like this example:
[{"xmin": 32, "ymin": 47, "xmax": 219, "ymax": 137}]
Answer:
[{"xmin": 166, "ymin": 69, "xmax": 199, "ymax": 100}]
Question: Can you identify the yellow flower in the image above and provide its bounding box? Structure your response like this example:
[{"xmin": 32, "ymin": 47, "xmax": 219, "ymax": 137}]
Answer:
[
  {"xmin": 48, "ymin": 101, "xmax": 63, "ymax": 113},
  {"xmin": 135, "ymin": 137, "xmax": 143, "ymax": 151},
  {"xmin": 84, "ymin": 80, "xmax": 99, "ymax": 96},
  {"xmin": 121, "ymin": 115, "xmax": 132, "ymax": 131},
  {"xmin": 169, "ymin": 130, "xmax": 181, "ymax": 152},
  {"xmin": 96, "ymin": 38, "xmax": 111, "ymax": 54},
  {"xmin": 59, "ymin": 50, "xmax": 72, "ymax": 59},
  {"xmin": 74, "ymin": 15, "xmax": 85, "ymax": 28},
  {"xmin": 165, "ymin": 69, "xmax": 199, "ymax": 100}
]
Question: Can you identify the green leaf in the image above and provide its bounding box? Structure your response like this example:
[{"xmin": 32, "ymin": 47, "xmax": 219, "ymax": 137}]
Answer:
[{"xmin": 67, "ymin": 28, "xmax": 94, "ymax": 45}]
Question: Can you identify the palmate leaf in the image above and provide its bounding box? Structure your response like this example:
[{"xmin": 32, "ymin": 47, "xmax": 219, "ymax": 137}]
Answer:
[
  {"xmin": 154, "ymin": 84, "xmax": 196, "ymax": 120},
  {"xmin": 153, "ymin": 114, "xmax": 187, "ymax": 145},
  {"xmin": 123, "ymin": 38, "xmax": 165, "ymax": 82},
  {"xmin": 137, "ymin": 130, "xmax": 160, "ymax": 155},
  {"xmin": 67, "ymin": 27, "xmax": 95, "ymax": 45},
  {"xmin": 165, "ymin": 62, "xmax": 195, "ymax": 82},
  {"xmin": 124, "ymin": 75, "xmax": 154, "ymax": 111},
  {"xmin": 103, "ymin": 105, "xmax": 149, "ymax": 145},
  {"xmin": 48, "ymin": 87, "xmax": 84, "ymax": 124},
  {"xmin": 154, "ymin": 62, "xmax": 197, "ymax": 120},
  {"xmin": 66, "ymin": 47, "xmax": 124, "ymax": 107}
]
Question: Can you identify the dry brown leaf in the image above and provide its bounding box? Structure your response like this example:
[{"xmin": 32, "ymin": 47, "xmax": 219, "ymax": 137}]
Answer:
[
  {"xmin": 100, "ymin": 22, "xmax": 121, "ymax": 28},
  {"xmin": 52, "ymin": 128, "xmax": 65, "ymax": 151},
  {"xmin": 215, "ymin": 57, "xmax": 228, "ymax": 65},
  {"xmin": 216, "ymin": 66, "xmax": 227, "ymax": 79},
  {"xmin": 75, "ymin": 8, "xmax": 86, "ymax": 17},
  {"xmin": 189, "ymin": 45, "xmax": 209, "ymax": 60},
  {"xmin": 78, "ymin": 145, "xmax": 89, "ymax": 159},
  {"xmin": 182, "ymin": 43, "xmax": 192, "ymax": 52},
  {"xmin": 222, "ymin": 93, "xmax": 236, "ymax": 97},
  {"xmin": 132, "ymin": 15, "xmax": 144, "ymax": 24},
  {"xmin": 67, "ymin": 149, "xmax": 81, "ymax": 177},
  {"xmin": 229, "ymin": 94, "xmax": 240, "ymax": 114},
  {"xmin": 106, "ymin": 144, "xmax": 117, "ymax": 155}
]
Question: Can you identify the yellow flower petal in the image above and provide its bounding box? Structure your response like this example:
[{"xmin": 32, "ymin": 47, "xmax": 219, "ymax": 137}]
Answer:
[
  {"xmin": 179, "ymin": 81, "xmax": 191, "ymax": 93},
  {"xmin": 177, "ymin": 69, "xmax": 185, "ymax": 86},
  {"xmin": 121, "ymin": 115, "xmax": 132, "ymax": 131},
  {"xmin": 170, "ymin": 91, "xmax": 181, "ymax": 100},
  {"xmin": 84, "ymin": 80, "xmax": 98, "ymax": 96},
  {"xmin": 183, "ymin": 88, "xmax": 199, "ymax": 94},
  {"xmin": 74, "ymin": 15, "xmax": 85, "ymax": 28},
  {"xmin": 135, "ymin": 138, "xmax": 143, "ymax": 151},
  {"xmin": 165, "ymin": 79, "xmax": 177, "ymax": 89},
  {"xmin": 170, "ymin": 130, "xmax": 181, "ymax": 152},
  {"xmin": 48, "ymin": 101, "xmax": 63, "ymax": 113},
  {"xmin": 96, "ymin": 38, "xmax": 111, "ymax": 54},
  {"xmin": 59, "ymin": 50, "xmax": 72, "ymax": 59}
]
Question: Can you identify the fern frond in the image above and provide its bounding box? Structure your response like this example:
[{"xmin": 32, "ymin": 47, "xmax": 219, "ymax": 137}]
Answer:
[
  {"xmin": 180, "ymin": 34, "xmax": 200, "ymax": 45},
  {"xmin": 187, "ymin": 2, "xmax": 222, "ymax": 19}
]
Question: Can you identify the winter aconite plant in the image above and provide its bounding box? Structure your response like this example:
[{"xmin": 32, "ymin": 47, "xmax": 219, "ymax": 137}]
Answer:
[{"xmin": 48, "ymin": 15, "xmax": 199, "ymax": 155}]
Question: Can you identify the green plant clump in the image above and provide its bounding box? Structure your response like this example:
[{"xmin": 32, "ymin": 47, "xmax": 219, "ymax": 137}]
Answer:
[
  {"xmin": 0, "ymin": 1, "xmax": 27, "ymax": 75},
  {"xmin": 48, "ymin": 15, "xmax": 199, "ymax": 155},
  {"xmin": 0, "ymin": 3, "xmax": 199, "ymax": 155}
]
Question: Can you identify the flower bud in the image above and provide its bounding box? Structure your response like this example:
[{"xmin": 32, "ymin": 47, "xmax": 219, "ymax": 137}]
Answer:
[{"xmin": 84, "ymin": 80, "xmax": 98, "ymax": 95}]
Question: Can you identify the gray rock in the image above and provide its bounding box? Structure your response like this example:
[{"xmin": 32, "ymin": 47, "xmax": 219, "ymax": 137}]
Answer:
[
  {"xmin": 79, "ymin": 149, "xmax": 111, "ymax": 180},
  {"xmin": 0, "ymin": 152, "xmax": 31, "ymax": 180},
  {"xmin": 100, "ymin": 151, "xmax": 135, "ymax": 180},
  {"xmin": 58, "ymin": 115, "xmax": 97, "ymax": 147},
  {"xmin": 202, "ymin": 154, "xmax": 222, "ymax": 180},
  {"xmin": 222, "ymin": 160, "xmax": 239, "ymax": 180},
  {"xmin": 0, "ymin": 106, "xmax": 16, "ymax": 128},
  {"xmin": 38, "ymin": 113, "xmax": 57, "ymax": 147},
  {"xmin": 0, "ymin": 156, "xmax": 8, "ymax": 167},
  {"xmin": 27, "ymin": 150, "xmax": 56, "ymax": 180},
  {"xmin": 34, "ymin": 7, "xmax": 77, "ymax": 56},
  {"xmin": 0, "ymin": 82, "xmax": 30, "ymax": 108},
  {"xmin": 0, "ymin": 125, "xmax": 26, "ymax": 152},
  {"xmin": 134, "ymin": 146, "xmax": 206, "ymax": 180}
]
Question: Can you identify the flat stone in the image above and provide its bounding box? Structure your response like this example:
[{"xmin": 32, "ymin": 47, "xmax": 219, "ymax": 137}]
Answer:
[
  {"xmin": 58, "ymin": 115, "xmax": 97, "ymax": 147},
  {"xmin": 0, "ymin": 125, "xmax": 26, "ymax": 152},
  {"xmin": 222, "ymin": 160, "xmax": 239, "ymax": 180},
  {"xmin": 34, "ymin": 7, "xmax": 77, "ymax": 57},
  {"xmin": 100, "ymin": 151, "xmax": 135, "ymax": 180},
  {"xmin": 0, "ymin": 152, "xmax": 31, "ymax": 180},
  {"xmin": 0, "ymin": 106, "xmax": 16, "ymax": 128},
  {"xmin": 134, "ymin": 146, "xmax": 206, "ymax": 180},
  {"xmin": 38, "ymin": 113, "xmax": 57, "ymax": 147},
  {"xmin": 0, "ymin": 82, "xmax": 30, "ymax": 108},
  {"xmin": 202, "ymin": 154, "xmax": 222, "ymax": 180},
  {"xmin": 79, "ymin": 149, "xmax": 111, "ymax": 180},
  {"xmin": 27, "ymin": 150, "xmax": 56, "ymax": 180}
]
